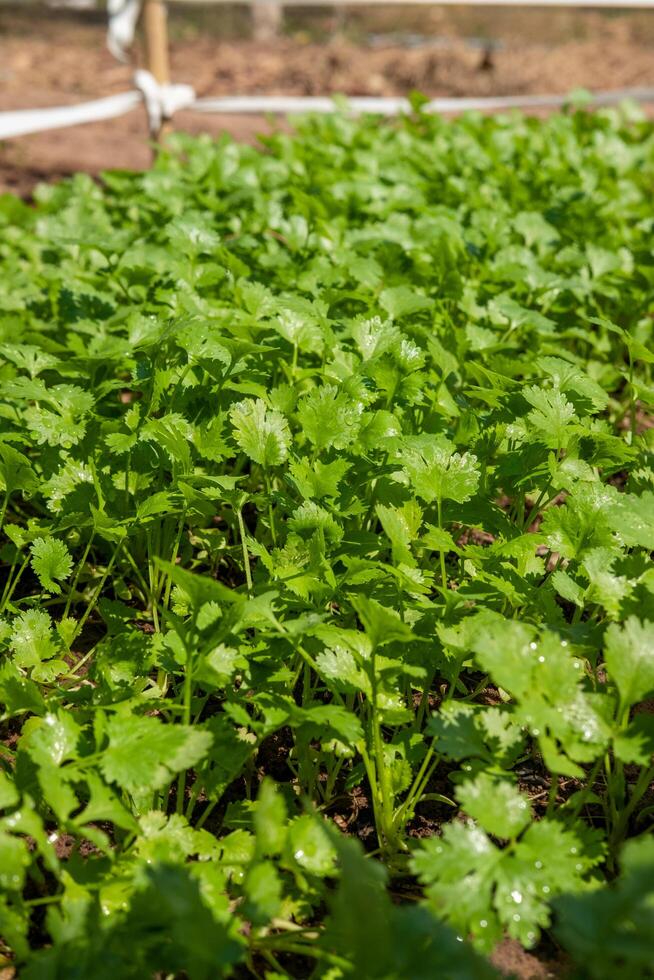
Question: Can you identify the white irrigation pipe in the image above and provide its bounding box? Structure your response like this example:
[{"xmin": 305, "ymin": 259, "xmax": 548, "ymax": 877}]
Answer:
[
  {"xmin": 0, "ymin": 93, "xmax": 143, "ymax": 140},
  {"xmin": 194, "ymin": 87, "xmax": 654, "ymax": 113},
  {"xmin": 2, "ymin": 85, "xmax": 654, "ymax": 142}
]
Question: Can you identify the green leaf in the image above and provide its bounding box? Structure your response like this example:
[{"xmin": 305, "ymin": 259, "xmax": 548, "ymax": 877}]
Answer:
[
  {"xmin": 377, "ymin": 500, "xmax": 422, "ymax": 566},
  {"xmin": 100, "ymin": 713, "xmax": 213, "ymax": 794},
  {"xmin": 0, "ymin": 443, "xmax": 38, "ymax": 496},
  {"xmin": 0, "ymin": 771, "xmax": 19, "ymax": 810},
  {"xmin": 614, "ymin": 713, "xmax": 654, "ymax": 765},
  {"xmin": 350, "ymin": 594, "xmax": 415, "ymax": 649},
  {"xmin": 10, "ymin": 609, "xmax": 60, "ymax": 669},
  {"xmin": 243, "ymin": 860, "xmax": 282, "ymax": 926},
  {"xmin": 457, "ymin": 774, "xmax": 531, "ymax": 840},
  {"xmin": 254, "ymin": 779, "xmax": 287, "ymax": 857},
  {"xmin": 0, "ymin": 832, "xmax": 31, "ymax": 890},
  {"xmin": 522, "ymin": 385, "xmax": 577, "ymax": 448},
  {"xmin": 605, "ymin": 616, "xmax": 654, "ymax": 710},
  {"xmin": 30, "ymin": 536, "xmax": 73, "ymax": 595},
  {"xmin": 554, "ymin": 836, "xmax": 654, "ymax": 979},
  {"xmin": 296, "ymin": 385, "xmax": 361, "ymax": 453},
  {"xmin": 402, "ymin": 435, "xmax": 480, "ymax": 504},
  {"xmin": 140, "ymin": 412, "xmax": 194, "ymax": 474},
  {"xmin": 288, "ymin": 815, "xmax": 335, "ymax": 875},
  {"xmin": 229, "ymin": 398, "xmax": 291, "ymax": 467}
]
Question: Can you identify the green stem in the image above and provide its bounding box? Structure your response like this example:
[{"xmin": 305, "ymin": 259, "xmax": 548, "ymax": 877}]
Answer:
[
  {"xmin": 74, "ymin": 540, "xmax": 124, "ymax": 639},
  {"xmin": 145, "ymin": 528, "xmax": 160, "ymax": 632},
  {"xmin": 436, "ymin": 496, "xmax": 447, "ymax": 591},
  {"xmin": 123, "ymin": 547, "xmax": 151, "ymax": 599},
  {"xmin": 264, "ymin": 470, "xmax": 277, "ymax": 547},
  {"xmin": 64, "ymin": 532, "xmax": 96, "ymax": 619},
  {"xmin": 0, "ymin": 489, "xmax": 9, "ymax": 535},
  {"xmin": 237, "ymin": 507, "xmax": 253, "ymax": 595},
  {"xmin": 628, "ymin": 348, "xmax": 636, "ymax": 443},
  {"xmin": 162, "ymin": 508, "xmax": 187, "ymax": 612},
  {"xmin": 522, "ymin": 482, "xmax": 552, "ymax": 532},
  {"xmin": 65, "ymin": 641, "xmax": 100, "ymax": 679},
  {"xmin": 546, "ymin": 775, "xmax": 559, "ymax": 816},
  {"xmin": 567, "ymin": 757, "xmax": 603, "ymax": 821},
  {"xmin": 370, "ymin": 644, "xmax": 394, "ymax": 849},
  {"xmin": 124, "ymin": 452, "xmax": 131, "ymax": 511},
  {"xmin": 176, "ymin": 646, "xmax": 194, "ymax": 814},
  {"xmin": 195, "ymin": 798, "xmax": 219, "ymax": 830},
  {"xmin": 0, "ymin": 552, "xmax": 29, "ymax": 613},
  {"xmin": 258, "ymin": 938, "xmax": 349, "ymax": 970},
  {"xmin": 394, "ymin": 744, "xmax": 438, "ymax": 831},
  {"xmin": 610, "ymin": 763, "xmax": 654, "ymax": 848}
]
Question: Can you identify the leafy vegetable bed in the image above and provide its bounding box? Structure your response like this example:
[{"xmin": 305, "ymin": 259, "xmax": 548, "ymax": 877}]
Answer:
[{"xmin": 1, "ymin": 104, "xmax": 654, "ymax": 979}]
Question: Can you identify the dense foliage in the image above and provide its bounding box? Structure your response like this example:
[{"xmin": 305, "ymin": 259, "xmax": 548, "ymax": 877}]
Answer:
[{"xmin": 1, "ymin": 101, "xmax": 654, "ymax": 978}]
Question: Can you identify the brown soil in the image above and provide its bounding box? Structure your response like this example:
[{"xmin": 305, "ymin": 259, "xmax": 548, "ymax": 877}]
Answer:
[
  {"xmin": 491, "ymin": 938, "xmax": 567, "ymax": 979},
  {"xmin": 2, "ymin": 5, "xmax": 654, "ymax": 195}
]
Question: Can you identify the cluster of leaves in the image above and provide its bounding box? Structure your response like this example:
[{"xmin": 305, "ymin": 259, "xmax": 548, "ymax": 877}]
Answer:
[{"xmin": 1, "ymin": 100, "xmax": 653, "ymax": 978}]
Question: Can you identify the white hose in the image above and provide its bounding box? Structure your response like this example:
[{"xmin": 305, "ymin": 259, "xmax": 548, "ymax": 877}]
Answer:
[
  {"xmin": 107, "ymin": 0, "xmax": 142, "ymax": 61},
  {"xmin": 2, "ymin": 86, "xmax": 654, "ymax": 142},
  {"xmin": 194, "ymin": 88, "xmax": 654, "ymax": 114},
  {"xmin": 0, "ymin": 92, "xmax": 143, "ymax": 141}
]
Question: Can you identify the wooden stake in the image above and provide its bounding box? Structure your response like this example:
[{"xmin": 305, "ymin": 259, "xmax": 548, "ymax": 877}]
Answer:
[
  {"xmin": 252, "ymin": 0, "xmax": 283, "ymax": 42},
  {"xmin": 142, "ymin": 0, "xmax": 171, "ymax": 140}
]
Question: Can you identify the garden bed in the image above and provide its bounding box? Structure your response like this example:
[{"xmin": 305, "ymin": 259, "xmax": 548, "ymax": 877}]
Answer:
[{"xmin": 0, "ymin": 104, "xmax": 653, "ymax": 978}]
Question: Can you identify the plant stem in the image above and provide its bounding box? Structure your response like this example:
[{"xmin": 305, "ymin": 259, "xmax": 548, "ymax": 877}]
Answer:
[
  {"xmin": 0, "ymin": 552, "xmax": 29, "ymax": 613},
  {"xmin": 74, "ymin": 540, "xmax": 124, "ymax": 639},
  {"xmin": 176, "ymin": 648, "xmax": 195, "ymax": 814},
  {"xmin": 63, "ymin": 532, "xmax": 95, "ymax": 619},
  {"xmin": 237, "ymin": 506, "xmax": 253, "ymax": 595},
  {"xmin": 436, "ymin": 496, "xmax": 447, "ymax": 590},
  {"xmin": 162, "ymin": 508, "xmax": 186, "ymax": 612},
  {"xmin": 610, "ymin": 762, "xmax": 654, "ymax": 850},
  {"xmin": 0, "ymin": 490, "xmax": 9, "ymax": 535},
  {"xmin": 567, "ymin": 756, "xmax": 603, "ymax": 821},
  {"xmin": 264, "ymin": 470, "xmax": 277, "ymax": 547},
  {"xmin": 369, "ymin": 643, "xmax": 395, "ymax": 850}
]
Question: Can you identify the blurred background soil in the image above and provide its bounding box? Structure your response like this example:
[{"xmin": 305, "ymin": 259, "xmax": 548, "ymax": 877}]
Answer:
[{"xmin": 2, "ymin": 3, "xmax": 654, "ymax": 194}]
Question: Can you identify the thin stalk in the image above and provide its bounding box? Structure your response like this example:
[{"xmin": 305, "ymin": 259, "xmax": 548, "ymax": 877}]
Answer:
[
  {"xmin": 195, "ymin": 798, "xmax": 219, "ymax": 830},
  {"xmin": 65, "ymin": 640, "xmax": 100, "ymax": 679},
  {"xmin": 0, "ymin": 553, "xmax": 29, "ymax": 613},
  {"xmin": 414, "ymin": 672, "xmax": 435, "ymax": 731},
  {"xmin": 264, "ymin": 470, "xmax": 277, "ymax": 547},
  {"xmin": 176, "ymin": 648, "xmax": 194, "ymax": 815},
  {"xmin": 63, "ymin": 532, "xmax": 96, "ymax": 619},
  {"xmin": 359, "ymin": 743, "xmax": 385, "ymax": 843},
  {"xmin": 145, "ymin": 528, "xmax": 160, "ymax": 632},
  {"xmin": 0, "ymin": 489, "xmax": 9, "ymax": 535},
  {"xmin": 628, "ymin": 348, "xmax": 636, "ymax": 442},
  {"xmin": 436, "ymin": 496, "xmax": 447, "ymax": 590},
  {"xmin": 394, "ymin": 744, "xmax": 438, "ymax": 832},
  {"xmin": 237, "ymin": 507, "xmax": 253, "ymax": 595},
  {"xmin": 567, "ymin": 757, "xmax": 603, "ymax": 822},
  {"xmin": 124, "ymin": 452, "xmax": 131, "ymax": 511},
  {"xmin": 123, "ymin": 547, "xmax": 151, "ymax": 598},
  {"xmin": 258, "ymin": 939, "xmax": 349, "ymax": 971},
  {"xmin": 323, "ymin": 757, "xmax": 345, "ymax": 804},
  {"xmin": 546, "ymin": 775, "xmax": 559, "ymax": 816},
  {"xmin": 162, "ymin": 508, "xmax": 187, "ymax": 612},
  {"xmin": 74, "ymin": 540, "xmax": 124, "ymax": 639},
  {"xmin": 369, "ymin": 644, "xmax": 395, "ymax": 849},
  {"xmin": 522, "ymin": 482, "xmax": 552, "ymax": 532},
  {"xmin": 184, "ymin": 778, "xmax": 204, "ymax": 822},
  {"xmin": 610, "ymin": 762, "xmax": 654, "ymax": 848}
]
